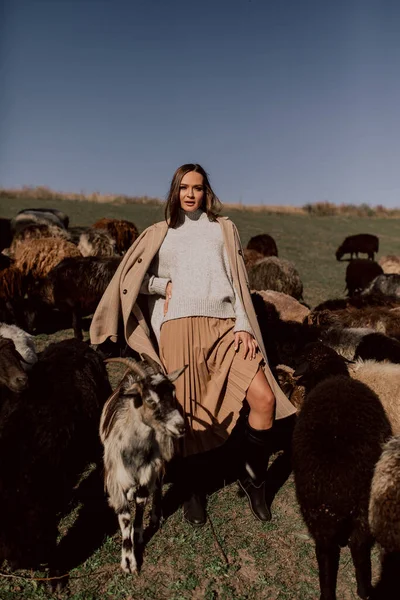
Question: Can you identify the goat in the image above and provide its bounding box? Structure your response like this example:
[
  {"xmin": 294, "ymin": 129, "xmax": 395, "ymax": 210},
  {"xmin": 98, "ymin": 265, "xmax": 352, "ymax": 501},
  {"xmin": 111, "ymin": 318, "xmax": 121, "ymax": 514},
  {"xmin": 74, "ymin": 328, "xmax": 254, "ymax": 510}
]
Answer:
[
  {"xmin": 336, "ymin": 233, "xmax": 379, "ymax": 261},
  {"xmin": 292, "ymin": 342, "xmax": 392, "ymax": 600},
  {"xmin": 100, "ymin": 355, "xmax": 186, "ymax": 574},
  {"xmin": 92, "ymin": 218, "xmax": 139, "ymax": 255},
  {"xmin": 246, "ymin": 233, "xmax": 278, "ymax": 257},
  {"xmin": 369, "ymin": 436, "xmax": 400, "ymax": 599},
  {"xmin": 345, "ymin": 259, "xmax": 383, "ymax": 297},
  {"xmin": 248, "ymin": 256, "xmax": 304, "ymax": 300},
  {"xmin": 31, "ymin": 255, "xmax": 122, "ymax": 339},
  {"xmin": 0, "ymin": 339, "xmax": 111, "ymax": 571}
]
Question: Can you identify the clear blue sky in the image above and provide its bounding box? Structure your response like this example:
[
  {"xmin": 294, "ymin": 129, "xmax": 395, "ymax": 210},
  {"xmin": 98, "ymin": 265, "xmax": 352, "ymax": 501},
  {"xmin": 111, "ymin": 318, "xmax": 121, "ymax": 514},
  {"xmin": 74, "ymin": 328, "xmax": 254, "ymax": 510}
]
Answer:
[{"xmin": 1, "ymin": 0, "xmax": 399, "ymax": 207}]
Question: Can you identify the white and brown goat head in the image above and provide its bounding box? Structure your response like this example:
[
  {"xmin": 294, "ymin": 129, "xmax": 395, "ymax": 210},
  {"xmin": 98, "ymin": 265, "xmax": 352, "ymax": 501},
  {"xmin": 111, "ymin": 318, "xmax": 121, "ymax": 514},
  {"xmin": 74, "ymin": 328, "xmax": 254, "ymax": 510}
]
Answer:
[{"xmin": 103, "ymin": 354, "xmax": 186, "ymax": 439}]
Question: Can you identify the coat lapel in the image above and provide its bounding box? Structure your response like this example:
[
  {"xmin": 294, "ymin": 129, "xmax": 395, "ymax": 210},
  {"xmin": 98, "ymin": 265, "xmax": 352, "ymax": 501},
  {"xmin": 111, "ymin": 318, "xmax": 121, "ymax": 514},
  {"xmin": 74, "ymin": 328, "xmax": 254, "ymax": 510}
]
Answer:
[{"xmin": 218, "ymin": 217, "xmax": 268, "ymax": 361}]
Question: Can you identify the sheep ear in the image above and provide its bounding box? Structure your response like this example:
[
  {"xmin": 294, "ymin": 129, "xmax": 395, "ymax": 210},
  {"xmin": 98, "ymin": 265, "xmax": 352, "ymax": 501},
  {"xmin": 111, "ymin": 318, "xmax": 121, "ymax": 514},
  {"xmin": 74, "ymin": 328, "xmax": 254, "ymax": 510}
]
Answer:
[
  {"xmin": 293, "ymin": 361, "xmax": 310, "ymax": 377},
  {"xmin": 167, "ymin": 365, "xmax": 188, "ymax": 383}
]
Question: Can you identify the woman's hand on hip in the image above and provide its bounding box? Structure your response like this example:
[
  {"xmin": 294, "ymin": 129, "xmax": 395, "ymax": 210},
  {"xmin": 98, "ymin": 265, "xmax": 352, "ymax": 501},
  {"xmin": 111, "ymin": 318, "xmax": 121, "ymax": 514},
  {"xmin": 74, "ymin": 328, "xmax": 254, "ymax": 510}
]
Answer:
[
  {"xmin": 234, "ymin": 331, "xmax": 258, "ymax": 360},
  {"xmin": 164, "ymin": 281, "xmax": 172, "ymax": 315}
]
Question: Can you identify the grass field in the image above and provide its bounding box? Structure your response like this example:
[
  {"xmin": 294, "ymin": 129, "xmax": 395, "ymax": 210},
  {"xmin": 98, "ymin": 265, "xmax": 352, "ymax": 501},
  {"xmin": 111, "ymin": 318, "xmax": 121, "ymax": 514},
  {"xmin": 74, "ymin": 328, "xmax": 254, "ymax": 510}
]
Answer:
[{"xmin": 1, "ymin": 197, "xmax": 400, "ymax": 599}]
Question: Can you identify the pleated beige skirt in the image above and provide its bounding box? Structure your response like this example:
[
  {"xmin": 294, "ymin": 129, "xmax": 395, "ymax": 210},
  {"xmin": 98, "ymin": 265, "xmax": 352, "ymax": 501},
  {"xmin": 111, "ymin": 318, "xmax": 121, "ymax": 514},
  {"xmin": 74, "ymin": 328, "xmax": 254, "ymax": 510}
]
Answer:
[{"xmin": 159, "ymin": 316, "xmax": 264, "ymax": 457}]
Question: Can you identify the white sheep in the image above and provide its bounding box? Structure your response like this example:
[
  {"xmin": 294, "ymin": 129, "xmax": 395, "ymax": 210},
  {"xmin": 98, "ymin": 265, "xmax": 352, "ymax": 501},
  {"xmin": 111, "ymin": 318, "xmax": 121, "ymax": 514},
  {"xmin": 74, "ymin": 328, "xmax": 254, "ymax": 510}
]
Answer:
[{"xmin": 349, "ymin": 359, "xmax": 400, "ymax": 435}]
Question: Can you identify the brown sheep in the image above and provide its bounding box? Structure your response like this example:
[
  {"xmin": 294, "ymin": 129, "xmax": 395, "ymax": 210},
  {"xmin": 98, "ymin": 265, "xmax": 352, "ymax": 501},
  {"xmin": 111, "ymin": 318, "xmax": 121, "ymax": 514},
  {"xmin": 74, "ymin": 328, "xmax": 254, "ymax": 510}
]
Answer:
[
  {"xmin": 10, "ymin": 223, "xmax": 70, "ymax": 255},
  {"xmin": 248, "ymin": 256, "xmax": 303, "ymax": 300},
  {"xmin": 93, "ymin": 218, "xmax": 139, "ymax": 255},
  {"xmin": 243, "ymin": 248, "xmax": 264, "ymax": 270},
  {"xmin": 0, "ymin": 267, "xmax": 27, "ymax": 301},
  {"xmin": 345, "ymin": 259, "xmax": 383, "ymax": 296},
  {"xmin": 252, "ymin": 290, "xmax": 310, "ymax": 323},
  {"xmin": 378, "ymin": 255, "xmax": 400, "ymax": 275},
  {"xmin": 275, "ymin": 364, "xmax": 305, "ymax": 410},
  {"xmin": 246, "ymin": 233, "xmax": 278, "ymax": 257},
  {"xmin": 13, "ymin": 238, "xmax": 81, "ymax": 279}
]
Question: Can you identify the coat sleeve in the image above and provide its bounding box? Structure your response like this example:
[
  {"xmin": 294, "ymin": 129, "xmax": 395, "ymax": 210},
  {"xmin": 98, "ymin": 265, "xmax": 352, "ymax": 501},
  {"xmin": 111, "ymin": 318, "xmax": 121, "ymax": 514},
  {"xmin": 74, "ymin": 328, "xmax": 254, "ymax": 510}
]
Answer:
[
  {"xmin": 228, "ymin": 222, "xmax": 254, "ymax": 335},
  {"xmin": 89, "ymin": 226, "xmax": 151, "ymax": 345}
]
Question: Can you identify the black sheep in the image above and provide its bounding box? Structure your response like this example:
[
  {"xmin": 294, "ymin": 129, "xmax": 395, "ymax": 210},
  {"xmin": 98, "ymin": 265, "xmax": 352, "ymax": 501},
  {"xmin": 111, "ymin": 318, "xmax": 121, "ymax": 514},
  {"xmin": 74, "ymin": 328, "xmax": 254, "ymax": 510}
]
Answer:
[
  {"xmin": 251, "ymin": 292, "xmax": 319, "ymax": 369},
  {"xmin": 0, "ymin": 218, "xmax": 12, "ymax": 253},
  {"xmin": 336, "ymin": 233, "xmax": 379, "ymax": 261},
  {"xmin": 292, "ymin": 342, "xmax": 392, "ymax": 600},
  {"xmin": 246, "ymin": 233, "xmax": 278, "ymax": 257},
  {"xmin": 0, "ymin": 339, "xmax": 112, "ymax": 572},
  {"xmin": 345, "ymin": 259, "xmax": 383, "ymax": 297},
  {"xmin": 355, "ymin": 332, "xmax": 400, "ymax": 364},
  {"xmin": 312, "ymin": 293, "xmax": 399, "ymax": 315},
  {"xmin": 30, "ymin": 255, "xmax": 122, "ymax": 340}
]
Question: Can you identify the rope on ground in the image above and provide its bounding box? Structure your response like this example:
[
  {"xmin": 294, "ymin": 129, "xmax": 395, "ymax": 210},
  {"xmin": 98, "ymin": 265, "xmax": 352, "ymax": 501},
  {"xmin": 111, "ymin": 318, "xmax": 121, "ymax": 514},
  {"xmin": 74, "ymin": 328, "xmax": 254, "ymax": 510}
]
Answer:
[
  {"xmin": 207, "ymin": 514, "xmax": 230, "ymax": 566},
  {"xmin": 0, "ymin": 567, "xmax": 113, "ymax": 582}
]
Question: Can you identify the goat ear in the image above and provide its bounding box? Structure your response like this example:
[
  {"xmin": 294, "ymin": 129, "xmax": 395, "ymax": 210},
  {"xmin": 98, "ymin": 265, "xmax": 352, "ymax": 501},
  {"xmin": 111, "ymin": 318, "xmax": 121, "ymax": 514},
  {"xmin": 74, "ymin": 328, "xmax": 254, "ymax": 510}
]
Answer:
[
  {"xmin": 293, "ymin": 361, "xmax": 310, "ymax": 378},
  {"xmin": 167, "ymin": 364, "xmax": 188, "ymax": 383},
  {"xmin": 122, "ymin": 381, "xmax": 143, "ymax": 408}
]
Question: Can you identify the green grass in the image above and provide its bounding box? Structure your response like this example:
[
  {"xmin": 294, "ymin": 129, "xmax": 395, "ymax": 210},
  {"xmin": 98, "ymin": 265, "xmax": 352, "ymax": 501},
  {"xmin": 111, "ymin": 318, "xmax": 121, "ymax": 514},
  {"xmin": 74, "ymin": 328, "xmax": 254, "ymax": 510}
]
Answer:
[{"xmin": 1, "ymin": 197, "xmax": 399, "ymax": 598}]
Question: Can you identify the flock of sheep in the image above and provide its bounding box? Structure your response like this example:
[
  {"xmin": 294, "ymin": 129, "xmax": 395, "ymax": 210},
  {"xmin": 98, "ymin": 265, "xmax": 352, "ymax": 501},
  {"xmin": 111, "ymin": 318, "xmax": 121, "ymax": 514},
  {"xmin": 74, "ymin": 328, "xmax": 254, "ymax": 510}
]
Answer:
[{"xmin": 0, "ymin": 209, "xmax": 400, "ymax": 598}]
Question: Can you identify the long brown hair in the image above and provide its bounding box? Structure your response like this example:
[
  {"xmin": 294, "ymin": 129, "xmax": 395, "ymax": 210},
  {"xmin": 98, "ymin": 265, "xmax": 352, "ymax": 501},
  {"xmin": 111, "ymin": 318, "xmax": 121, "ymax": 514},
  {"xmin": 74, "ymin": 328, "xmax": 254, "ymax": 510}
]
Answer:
[{"xmin": 164, "ymin": 164, "xmax": 222, "ymax": 228}]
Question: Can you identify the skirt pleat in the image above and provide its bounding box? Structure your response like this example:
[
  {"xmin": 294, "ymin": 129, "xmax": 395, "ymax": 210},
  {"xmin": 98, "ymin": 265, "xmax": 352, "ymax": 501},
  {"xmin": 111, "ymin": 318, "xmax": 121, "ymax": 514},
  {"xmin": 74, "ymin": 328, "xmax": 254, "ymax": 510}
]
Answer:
[{"xmin": 159, "ymin": 316, "xmax": 263, "ymax": 456}]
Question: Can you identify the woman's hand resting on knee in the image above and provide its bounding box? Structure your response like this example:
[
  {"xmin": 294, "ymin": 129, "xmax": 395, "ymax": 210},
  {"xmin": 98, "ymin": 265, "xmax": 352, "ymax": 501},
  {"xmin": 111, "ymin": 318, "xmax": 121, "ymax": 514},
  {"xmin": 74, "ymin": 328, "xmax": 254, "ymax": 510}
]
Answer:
[{"xmin": 234, "ymin": 331, "xmax": 258, "ymax": 360}]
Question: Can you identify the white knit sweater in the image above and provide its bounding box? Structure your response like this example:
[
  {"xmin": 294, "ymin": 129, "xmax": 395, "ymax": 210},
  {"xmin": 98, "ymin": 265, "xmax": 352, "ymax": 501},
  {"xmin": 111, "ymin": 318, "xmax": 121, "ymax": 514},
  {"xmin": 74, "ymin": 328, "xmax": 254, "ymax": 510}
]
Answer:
[{"xmin": 140, "ymin": 209, "xmax": 252, "ymax": 342}]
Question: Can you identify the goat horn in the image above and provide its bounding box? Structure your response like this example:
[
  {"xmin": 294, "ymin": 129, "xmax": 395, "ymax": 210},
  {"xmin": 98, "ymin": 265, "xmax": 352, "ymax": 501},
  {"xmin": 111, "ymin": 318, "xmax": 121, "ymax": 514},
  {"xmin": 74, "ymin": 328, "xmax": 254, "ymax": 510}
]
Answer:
[
  {"xmin": 141, "ymin": 353, "xmax": 163, "ymax": 374},
  {"xmin": 104, "ymin": 357, "xmax": 146, "ymax": 380}
]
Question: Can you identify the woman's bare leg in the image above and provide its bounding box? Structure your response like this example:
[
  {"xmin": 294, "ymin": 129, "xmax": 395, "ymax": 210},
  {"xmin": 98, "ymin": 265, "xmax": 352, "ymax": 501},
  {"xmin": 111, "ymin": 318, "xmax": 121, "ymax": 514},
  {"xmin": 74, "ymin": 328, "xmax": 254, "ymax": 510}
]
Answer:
[{"xmin": 246, "ymin": 369, "xmax": 275, "ymax": 430}]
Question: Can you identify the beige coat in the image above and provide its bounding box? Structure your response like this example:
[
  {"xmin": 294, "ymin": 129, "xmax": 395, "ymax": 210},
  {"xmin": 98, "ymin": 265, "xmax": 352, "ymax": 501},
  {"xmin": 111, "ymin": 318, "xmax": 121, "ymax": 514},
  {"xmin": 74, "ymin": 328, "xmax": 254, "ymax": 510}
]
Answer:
[{"xmin": 89, "ymin": 216, "xmax": 296, "ymax": 420}]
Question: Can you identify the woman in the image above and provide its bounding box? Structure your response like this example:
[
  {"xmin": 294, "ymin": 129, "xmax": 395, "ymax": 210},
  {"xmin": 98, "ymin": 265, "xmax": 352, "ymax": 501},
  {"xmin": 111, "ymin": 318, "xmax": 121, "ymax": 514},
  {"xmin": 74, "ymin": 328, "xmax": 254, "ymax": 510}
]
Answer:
[{"xmin": 90, "ymin": 164, "xmax": 296, "ymax": 526}]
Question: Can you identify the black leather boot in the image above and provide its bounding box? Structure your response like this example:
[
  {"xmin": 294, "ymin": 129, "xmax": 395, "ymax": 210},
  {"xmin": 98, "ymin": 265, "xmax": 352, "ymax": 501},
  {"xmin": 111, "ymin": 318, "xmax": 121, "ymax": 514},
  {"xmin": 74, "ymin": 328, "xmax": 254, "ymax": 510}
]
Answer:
[
  {"xmin": 183, "ymin": 491, "xmax": 207, "ymax": 527},
  {"xmin": 238, "ymin": 422, "xmax": 273, "ymax": 522}
]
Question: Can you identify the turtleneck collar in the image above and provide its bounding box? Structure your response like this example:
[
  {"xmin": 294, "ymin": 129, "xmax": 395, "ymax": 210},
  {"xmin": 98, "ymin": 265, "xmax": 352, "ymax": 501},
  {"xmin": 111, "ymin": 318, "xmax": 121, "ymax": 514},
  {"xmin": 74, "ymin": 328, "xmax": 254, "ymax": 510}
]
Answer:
[{"xmin": 178, "ymin": 208, "xmax": 205, "ymax": 223}]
